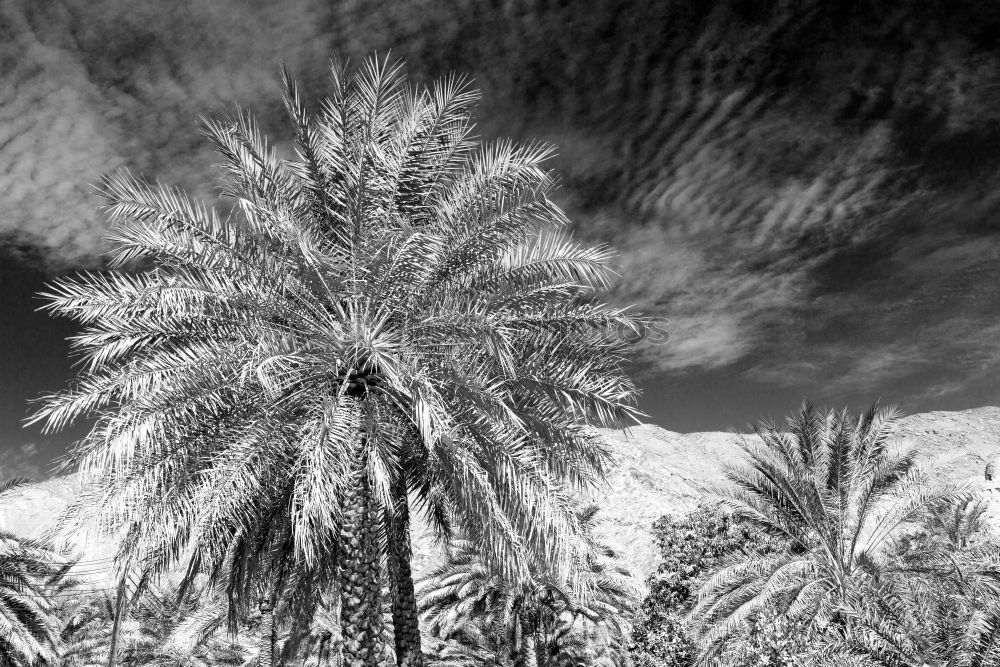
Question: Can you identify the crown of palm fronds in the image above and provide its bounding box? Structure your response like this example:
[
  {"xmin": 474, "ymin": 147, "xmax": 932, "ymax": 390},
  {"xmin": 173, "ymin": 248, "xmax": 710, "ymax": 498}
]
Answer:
[
  {"xmin": 33, "ymin": 55, "xmax": 643, "ymax": 628},
  {"xmin": 689, "ymin": 402, "xmax": 972, "ymax": 661}
]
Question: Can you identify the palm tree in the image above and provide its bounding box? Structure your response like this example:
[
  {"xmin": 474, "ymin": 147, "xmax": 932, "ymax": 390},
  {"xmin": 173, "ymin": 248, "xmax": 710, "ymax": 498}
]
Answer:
[
  {"xmin": 827, "ymin": 496, "xmax": 1000, "ymax": 666},
  {"xmin": 689, "ymin": 402, "xmax": 968, "ymax": 662},
  {"xmin": 289, "ymin": 602, "xmax": 342, "ymax": 667},
  {"xmin": 34, "ymin": 56, "xmax": 642, "ymax": 667},
  {"xmin": 59, "ymin": 593, "xmax": 129, "ymax": 667},
  {"xmin": 59, "ymin": 579, "xmax": 248, "ymax": 667},
  {"xmin": 920, "ymin": 493, "xmax": 993, "ymax": 550},
  {"xmin": 834, "ymin": 578, "xmax": 1000, "ymax": 666},
  {"xmin": 0, "ymin": 477, "xmax": 70, "ymax": 666},
  {"xmin": 417, "ymin": 506, "xmax": 638, "ymax": 667}
]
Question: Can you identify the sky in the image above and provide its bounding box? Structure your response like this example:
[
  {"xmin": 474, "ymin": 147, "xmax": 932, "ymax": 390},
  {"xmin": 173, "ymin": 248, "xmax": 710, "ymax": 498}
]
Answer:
[{"xmin": 3, "ymin": 0, "xmax": 1000, "ymax": 479}]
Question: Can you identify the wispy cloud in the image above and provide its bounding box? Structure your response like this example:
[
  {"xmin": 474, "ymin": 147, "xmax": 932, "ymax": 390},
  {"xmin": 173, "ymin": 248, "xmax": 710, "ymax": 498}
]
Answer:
[
  {"xmin": 0, "ymin": 442, "xmax": 44, "ymax": 480},
  {"xmin": 0, "ymin": 0, "xmax": 332, "ymax": 269},
  {"xmin": 4, "ymin": 0, "xmax": 1000, "ymax": 416}
]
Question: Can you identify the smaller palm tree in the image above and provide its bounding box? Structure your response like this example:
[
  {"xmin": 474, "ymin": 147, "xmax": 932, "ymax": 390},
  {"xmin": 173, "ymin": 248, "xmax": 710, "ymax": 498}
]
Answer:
[
  {"xmin": 0, "ymin": 477, "xmax": 71, "ymax": 666},
  {"xmin": 59, "ymin": 579, "xmax": 248, "ymax": 667},
  {"xmin": 689, "ymin": 402, "xmax": 969, "ymax": 661},
  {"xmin": 290, "ymin": 603, "xmax": 342, "ymax": 667},
  {"xmin": 417, "ymin": 506, "xmax": 638, "ymax": 667},
  {"xmin": 831, "ymin": 495, "xmax": 1000, "ymax": 666},
  {"xmin": 59, "ymin": 592, "xmax": 147, "ymax": 667},
  {"xmin": 921, "ymin": 493, "xmax": 993, "ymax": 549}
]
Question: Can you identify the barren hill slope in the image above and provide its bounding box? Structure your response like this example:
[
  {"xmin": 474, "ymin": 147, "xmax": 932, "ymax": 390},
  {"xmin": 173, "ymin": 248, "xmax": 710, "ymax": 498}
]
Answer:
[{"xmin": 3, "ymin": 407, "xmax": 998, "ymax": 587}]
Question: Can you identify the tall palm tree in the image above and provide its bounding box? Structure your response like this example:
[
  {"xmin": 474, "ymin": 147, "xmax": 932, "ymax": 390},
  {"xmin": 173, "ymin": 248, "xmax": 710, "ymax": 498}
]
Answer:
[
  {"xmin": 35, "ymin": 56, "xmax": 641, "ymax": 667},
  {"xmin": 417, "ymin": 506, "xmax": 638, "ymax": 667},
  {"xmin": 0, "ymin": 477, "xmax": 70, "ymax": 666},
  {"xmin": 689, "ymin": 402, "xmax": 967, "ymax": 662}
]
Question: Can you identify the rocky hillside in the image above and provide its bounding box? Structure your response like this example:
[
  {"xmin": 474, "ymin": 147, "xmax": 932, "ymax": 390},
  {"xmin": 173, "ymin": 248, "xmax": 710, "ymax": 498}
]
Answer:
[
  {"xmin": 2, "ymin": 407, "xmax": 999, "ymax": 590},
  {"xmin": 585, "ymin": 405, "xmax": 1000, "ymax": 578}
]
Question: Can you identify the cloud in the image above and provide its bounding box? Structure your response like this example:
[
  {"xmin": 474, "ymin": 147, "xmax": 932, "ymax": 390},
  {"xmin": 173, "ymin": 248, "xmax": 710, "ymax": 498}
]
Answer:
[
  {"xmin": 0, "ymin": 0, "xmax": 332, "ymax": 269},
  {"xmin": 5, "ymin": 0, "xmax": 1000, "ymax": 416},
  {"xmin": 0, "ymin": 442, "xmax": 44, "ymax": 480},
  {"xmin": 738, "ymin": 221, "xmax": 1000, "ymax": 407},
  {"xmin": 604, "ymin": 224, "xmax": 809, "ymax": 373},
  {"xmin": 0, "ymin": 8, "xmax": 121, "ymax": 266}
]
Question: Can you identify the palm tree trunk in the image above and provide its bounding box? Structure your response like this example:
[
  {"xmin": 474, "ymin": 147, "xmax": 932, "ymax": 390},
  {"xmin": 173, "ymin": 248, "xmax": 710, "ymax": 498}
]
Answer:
[
  {"xmin": 259, "ymin": 598, "xmax": 276, "ymax": 667},
  {"xmin": 522, "ymin": 634, "xmax": 539, "ymax": 667},
  {"xmin": 510, "ymin": 624, "xmax": 539, "ymax": 667},
  {"xmin": 387, "ymin": 474, "xmax": 422, "ymax": 667},
  {"xmin": 339, "ymin": 450, "xmax": 389, "ymax": 667}
]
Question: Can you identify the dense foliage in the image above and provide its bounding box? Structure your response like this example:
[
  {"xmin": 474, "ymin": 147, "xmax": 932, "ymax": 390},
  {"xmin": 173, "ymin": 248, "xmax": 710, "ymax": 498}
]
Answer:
[
  {"xmin": 32, "ymin": 56, "xmax": 642, "ymax": 667},
  {"xmin": 629, "ymin": 505, "xmax": 775, "ymax": 666},
  {"xmin": 832, "ymin": 496, "xmax": 1000, "ymax": 665},
  {"xmin": 0, "ymin": 478, "xmax": 72, "ymax": 666},
  {"xmin": 418, "ymin": 506, "xmax": 638, "ymax": 667},
  {"xmin": 631, "ymin": 404, "xmax": 1000, "ymax": 667},
  {"xmin": 58, "ymin": 580, "xmax": 246, "ymax": 667},
  {"xmin": 688, "ymin": 402, "xmax": 969, "ymax": 660},
  {"xmin": 6, "ymin": 404, "xmax": 1000, "ymax": 667}
]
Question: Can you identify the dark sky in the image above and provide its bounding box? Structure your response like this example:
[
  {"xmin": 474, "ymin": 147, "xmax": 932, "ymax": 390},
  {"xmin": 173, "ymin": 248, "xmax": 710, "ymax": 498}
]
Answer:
[
  {"xmin": 0, "ymin": 260, "xmax": 87, "ymax": 478},
  {"xmin": 4, "ymin": 0, "xmax": 1000, "ymax": 478}
]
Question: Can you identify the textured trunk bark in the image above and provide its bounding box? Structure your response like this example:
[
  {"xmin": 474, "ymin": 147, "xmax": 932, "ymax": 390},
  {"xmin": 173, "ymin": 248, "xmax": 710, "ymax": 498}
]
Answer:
[
  {"xmin": 387, "ymin": 474, "xmax": 423, "ymax": 667},
  {"xmin": 522, "ymin": 634, "xmax": 539, "ymax": 667},
  {"xmin": 317, "ymin": 632, "xmax": 330, "ymax": 667},
  {"xmin": 339, "ymin": 450, "xmax": 389, "ymax": 667},
  {"xmin": 259, "ymin": 599, "xmax": 275, "ymax": 667}
]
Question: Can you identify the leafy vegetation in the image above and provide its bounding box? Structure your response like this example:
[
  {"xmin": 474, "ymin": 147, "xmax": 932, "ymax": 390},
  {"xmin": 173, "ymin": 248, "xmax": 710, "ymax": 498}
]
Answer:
[
  {"xmin": 628, "ymin": 505, "xmax": 775, "ymax": 666},
  {"xmin": 831, "ymin": 496, "xmax": 1000, "ymax": 665},
  {"xmin": 627, "ymin": 403, "xmax": 1000, "ymax": 667},
  {"xmin": 418, "ymin": 506, "xmax": 637, "ymax": 667},
  {"xmin": 4, "ymin": 396, "xmax": 1000, "ymax": 667},
  {"xmin": 688, "ymin": 402, "xmax": 970, "ymax": 660},
  {"xmin": 58, "ymin": 579, "xmax": 247, "ymax": 667},
  {"xmin": 0, "ymin": 478, "xmax": 73, "ymax": 666},
  {"xmin": 31, "ymin": 55, "xmax": 642, "ymax": 667}
]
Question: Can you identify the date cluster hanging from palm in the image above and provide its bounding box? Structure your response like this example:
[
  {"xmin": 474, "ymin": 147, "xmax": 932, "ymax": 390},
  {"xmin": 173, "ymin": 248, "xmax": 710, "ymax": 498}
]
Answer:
[{"xmin": 35, "ymin": 55, "xmax": 643, "ymax": 666}]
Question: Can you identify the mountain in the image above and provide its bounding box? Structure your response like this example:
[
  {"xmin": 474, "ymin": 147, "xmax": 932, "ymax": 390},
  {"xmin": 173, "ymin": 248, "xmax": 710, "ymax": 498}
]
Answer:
[
  {"xmin": 2, "ymin": 407, "xmax": 998, "ymax": 589},
  {"xmin": 411, "ymin": 406, "xmax": 1000, "ymax": 580}
]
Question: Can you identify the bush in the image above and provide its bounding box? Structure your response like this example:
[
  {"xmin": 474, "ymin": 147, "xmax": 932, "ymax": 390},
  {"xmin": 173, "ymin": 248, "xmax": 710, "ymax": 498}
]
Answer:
[
  {"xmin": 629, "ymin": 613, "xmax": 695, "ymax": 667},
  {"xmin": 629, "ymin": 504, "xmax": 775, "ymax": 666},
  {"xmin": 730, "ymin": 608, "xmax": 812, "ymax": 667}
]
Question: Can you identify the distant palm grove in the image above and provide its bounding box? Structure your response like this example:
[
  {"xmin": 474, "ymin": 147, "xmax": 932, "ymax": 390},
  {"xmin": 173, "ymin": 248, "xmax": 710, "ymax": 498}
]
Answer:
[{"xmin": 0, "ymin": 56, "xmax": 998, "ymax": 667}]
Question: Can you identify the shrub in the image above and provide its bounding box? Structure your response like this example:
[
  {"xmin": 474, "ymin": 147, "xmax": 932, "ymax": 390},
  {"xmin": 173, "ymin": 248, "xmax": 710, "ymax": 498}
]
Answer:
[{"xmin": 629, "ymin": 504, "xmax": 775, "ymax": 666}]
